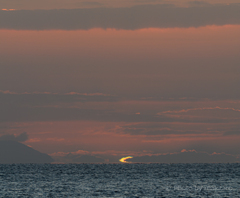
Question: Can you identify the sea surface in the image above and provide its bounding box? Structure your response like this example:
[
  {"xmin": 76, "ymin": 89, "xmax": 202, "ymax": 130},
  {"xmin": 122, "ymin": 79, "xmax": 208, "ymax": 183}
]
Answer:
[{"xmin": 0, "ymin": 163, "xmax": 239, "ymax": 197}]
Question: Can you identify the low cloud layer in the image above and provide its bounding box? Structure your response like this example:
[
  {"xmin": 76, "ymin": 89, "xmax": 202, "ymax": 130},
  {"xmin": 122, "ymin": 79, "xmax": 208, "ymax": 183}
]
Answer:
[
  {"xmin": 52, "ymin": 151, "xmax": 105, "ymax": 163},
  {"xmin": 1, "ymin": 91, "xmax": 240, "ymax": 127},
  {"xmin": 1, "ymin": 4, "xmax": 240, "ymax": 30},
  {"xmin": 50, "ymin": 149, "xmax": 239, "ymax": 163},
  {"xmin": 223, "ymin": 130, "xmax": 240, "ymax": 136},
  {"xmin": 0, "ymin": 132, "xmax": 29, "ymax": 142},
  {"xmin": 126, "ymin": 150, "xmax": 239, "ymax": 163},
  {"xmin": 0, "ymin": 91, "xmax": 117, "ymax": 105}
]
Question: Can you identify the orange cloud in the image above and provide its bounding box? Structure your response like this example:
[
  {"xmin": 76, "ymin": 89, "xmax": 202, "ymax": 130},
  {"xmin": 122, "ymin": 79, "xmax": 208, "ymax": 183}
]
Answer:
[
  {"xmin": 2, "ymin": 9, "xmax": 16, "ymax": 11},
  {"xmin": 158, "ymin": 106, "xmax": 240, "ymax": 115}
]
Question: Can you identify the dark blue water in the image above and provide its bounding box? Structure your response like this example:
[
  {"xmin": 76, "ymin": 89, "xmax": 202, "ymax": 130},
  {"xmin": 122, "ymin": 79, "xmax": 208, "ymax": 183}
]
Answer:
[{"xmin": 0, "ymin": 163, "xmax": 239, "ymax": 197}]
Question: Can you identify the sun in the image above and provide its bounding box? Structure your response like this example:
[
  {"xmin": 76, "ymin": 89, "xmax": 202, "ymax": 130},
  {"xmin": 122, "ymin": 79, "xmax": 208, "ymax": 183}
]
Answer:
[{"xmin": 119, "ymin": 156, "xmax": 133, "ymax": 163}]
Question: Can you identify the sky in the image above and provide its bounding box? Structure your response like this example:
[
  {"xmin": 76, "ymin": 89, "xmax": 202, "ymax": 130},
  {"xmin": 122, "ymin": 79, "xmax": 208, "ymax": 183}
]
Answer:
[{"xmin": 1, "ymin": 0, "xmax": 240, "ymax": 163}]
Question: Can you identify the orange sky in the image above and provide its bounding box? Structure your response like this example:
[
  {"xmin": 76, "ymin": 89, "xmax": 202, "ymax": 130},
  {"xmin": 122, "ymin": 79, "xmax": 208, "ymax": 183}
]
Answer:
[
  {"xmin": 1, "ymin": 26, "xmax": 239, "ymax": 97},
  {"xmin": 2, "ymin": 98, "xmax": 240, "ymax": 156},
  {"xmin": 1, "ymin": 26, "xmax": 240, "ymax": 59},
  {"xmin": 1, "ymin": 5, "xmax": 240, "ymax": 162}
]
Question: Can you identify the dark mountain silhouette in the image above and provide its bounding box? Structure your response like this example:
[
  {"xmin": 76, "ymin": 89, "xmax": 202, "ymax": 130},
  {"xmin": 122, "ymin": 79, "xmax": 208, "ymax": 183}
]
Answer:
[{"xmin": 0, "ymin": 140, "xmax": 54, "ymax": 164}]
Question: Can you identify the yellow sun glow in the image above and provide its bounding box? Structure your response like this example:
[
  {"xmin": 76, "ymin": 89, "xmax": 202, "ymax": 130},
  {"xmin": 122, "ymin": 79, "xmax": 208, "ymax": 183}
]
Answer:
[{"xmin": 119, "ymin": 156, "xmax": 133, "ymax": 163}]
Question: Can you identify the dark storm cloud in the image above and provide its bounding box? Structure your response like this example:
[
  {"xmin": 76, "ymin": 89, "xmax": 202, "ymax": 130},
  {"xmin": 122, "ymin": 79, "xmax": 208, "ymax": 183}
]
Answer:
[
  {"xmin": 1, "ymin": 4, "xmax": 240, "ymax": 30},
  {"xmin": 0, "ymin": 132, "xmax": 28, "ymax": 142},
  {"xmin": 127, "ymin": 150, "xmax": 238, "ymax": 163}
]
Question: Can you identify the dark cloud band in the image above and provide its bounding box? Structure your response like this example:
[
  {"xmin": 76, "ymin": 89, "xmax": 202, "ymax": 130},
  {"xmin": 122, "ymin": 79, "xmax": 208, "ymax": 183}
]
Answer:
[
  {"xmin": 0, "ymin": 132, "xmax": 28, "ymax": 142},
  {"xmin": 1, "ymin": 4, "xmax": 240, "ymax": 30}
]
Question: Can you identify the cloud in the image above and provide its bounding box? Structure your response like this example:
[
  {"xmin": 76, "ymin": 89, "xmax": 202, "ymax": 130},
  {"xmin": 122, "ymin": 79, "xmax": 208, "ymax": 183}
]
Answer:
[
  {"xmin": 1, "ymin": 4, "xmax": 240, "ymax": 30},
  {"xmin": 51, "ymin": 151, "xmax": 105, "ymax": 163},
  {"xmin": 80, "ymin": 1, "xmax": 104, "ymax": 6},
  {"xmin": 52, "ymin": 150, "xmax": 90, "ymax": 156},
  {"xmin": 0, "ymin": 132, "xmax": 29, "ymax": 142},
  {"xmin": 0, "ymin": 104, "xmax": 228, "ymax": 123},
  {"xmin": 0, "ymin": 91, "xmax": 236, "ymax": 123},
  {"xmin": 120, "ymin": 125, "xmax": 201, "ymax": 136},
  {"xmin": 0, "ymin": 123, "xmax": 20, "ymax": 132},
  {"xmin": 0, "ymin": 0, "xmax": 105, "ymax": 10},
  {"xmin": 50, "ymin": 149, "xmax": 239, "ymax": 163},
  {"xmin": 0, "ymin": 91, "xmax": 117, "ymax": 105},
  {"xmin": 223, "ymin": 130, "xmax": 240, "ymax": 136},
  {"xmin": 117, "ymin": 121, "xmax": 233, "ymax": 137},
  {"xmin": 188, "ymin": 1, "xmax": 211, "ymax": 6},
  {"xmin": 126, "ymin": 150, "xmax": 239, "ymax": 163},
  {"xmin": 155, "ymin": 106, "xmax": 240, "ymax": 124},
  {"xmin": 158, "ymin": 106, "xmax": 240, "ymax": 115},
  {"xmin": 50, "ymin": 149, "xmax": 148, "ymax": 163}
]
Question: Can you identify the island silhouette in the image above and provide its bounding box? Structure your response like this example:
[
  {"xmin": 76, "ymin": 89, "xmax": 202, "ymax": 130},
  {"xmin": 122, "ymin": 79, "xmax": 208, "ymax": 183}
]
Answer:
[{"xmin": 0, "ymin": 140, "xmax": 53, "ymax": 164}]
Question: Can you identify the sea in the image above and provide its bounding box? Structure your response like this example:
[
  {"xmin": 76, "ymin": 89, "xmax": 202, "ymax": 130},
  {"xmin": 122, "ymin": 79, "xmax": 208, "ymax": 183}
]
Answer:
[{"xmin": 0, "ymin": 163, "xmax": 239, "ymax": 197}]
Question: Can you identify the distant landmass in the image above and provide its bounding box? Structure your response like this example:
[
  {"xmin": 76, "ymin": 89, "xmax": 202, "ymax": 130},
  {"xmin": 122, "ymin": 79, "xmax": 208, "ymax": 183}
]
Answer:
[
  {"xmin": 126, "ymin": 150, "xmax": 239, "ymax": 163},
  {"xmin": 52, "ymin": 153, "xmax": 105, "ymax": 163},
  {"xmin": 0, "ymin": 140, "xmax": 54, "ymax": 164}
]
